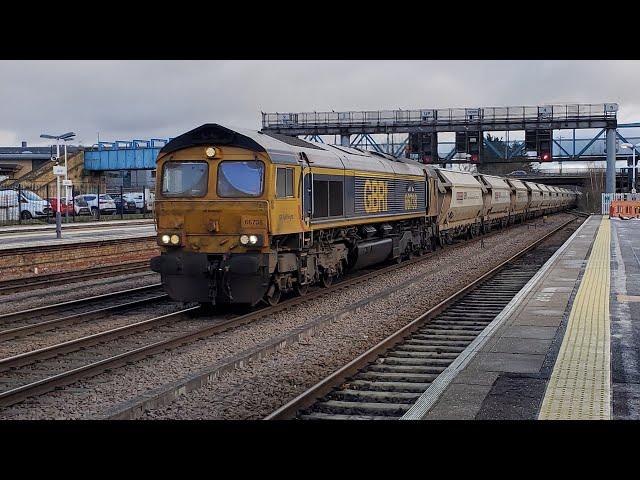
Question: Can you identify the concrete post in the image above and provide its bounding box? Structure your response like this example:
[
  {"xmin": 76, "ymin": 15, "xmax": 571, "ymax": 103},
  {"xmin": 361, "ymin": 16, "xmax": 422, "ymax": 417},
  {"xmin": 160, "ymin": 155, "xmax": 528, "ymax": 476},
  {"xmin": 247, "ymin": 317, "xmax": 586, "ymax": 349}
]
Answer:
[
  {"xmin": 340, "ymin": 134, "xmax": 350, "ymax": 147},
  {"xmin": 606, "ymin": 128, "xmax": 616, "ymax": 194}
]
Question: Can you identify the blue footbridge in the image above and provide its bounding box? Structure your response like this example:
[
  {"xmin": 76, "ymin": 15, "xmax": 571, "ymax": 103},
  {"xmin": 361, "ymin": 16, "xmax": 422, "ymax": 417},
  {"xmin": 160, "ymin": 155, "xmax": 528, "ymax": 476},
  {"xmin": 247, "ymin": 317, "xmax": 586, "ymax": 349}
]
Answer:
[{"xmin": 83, "ymin": 139, "xmax": 171, "ymax": 171}]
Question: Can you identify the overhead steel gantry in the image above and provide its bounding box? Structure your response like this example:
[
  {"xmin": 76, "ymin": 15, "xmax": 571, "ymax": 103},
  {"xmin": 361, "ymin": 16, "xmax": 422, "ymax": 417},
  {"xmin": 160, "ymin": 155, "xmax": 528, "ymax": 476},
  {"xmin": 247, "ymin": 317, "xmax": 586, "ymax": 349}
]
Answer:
[{"xmin": 262, "ymin": 103, "xmax": 620, "ymax": 193}]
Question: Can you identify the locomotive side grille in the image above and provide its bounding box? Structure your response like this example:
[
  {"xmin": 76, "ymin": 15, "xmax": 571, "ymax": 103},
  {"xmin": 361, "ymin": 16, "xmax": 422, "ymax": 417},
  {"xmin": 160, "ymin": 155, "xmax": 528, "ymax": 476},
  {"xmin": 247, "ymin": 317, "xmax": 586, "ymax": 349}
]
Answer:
[{"xmin": 354, "ymin": 176, "xmax": 426, "ymax": 217}]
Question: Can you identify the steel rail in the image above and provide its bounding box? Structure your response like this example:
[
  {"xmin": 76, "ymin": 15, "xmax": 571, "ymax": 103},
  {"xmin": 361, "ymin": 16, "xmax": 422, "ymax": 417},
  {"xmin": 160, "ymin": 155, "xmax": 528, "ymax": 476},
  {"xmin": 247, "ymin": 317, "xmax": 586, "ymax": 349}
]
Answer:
[
  {"xmin": 0, "ymin": 293, "xmax": 169, "ymax": 341},
  {"xmin": 0, "ymin": 261, "xmax": 153, "ymax": 295},
  {"xmin": 264, "ymin": 215, "xmax": 579, "ymax": 420},
  {"xmin": 0, "ymin": 283, "xmax": 163, "ymax": 324}
]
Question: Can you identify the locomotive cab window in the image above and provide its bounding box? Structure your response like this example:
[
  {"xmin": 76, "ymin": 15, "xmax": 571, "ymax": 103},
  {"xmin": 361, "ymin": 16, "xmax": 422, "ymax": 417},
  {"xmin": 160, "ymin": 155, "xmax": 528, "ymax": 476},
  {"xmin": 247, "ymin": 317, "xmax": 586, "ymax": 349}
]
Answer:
[
  {"xmin": 162, "ymin": 162, "xmax": 208, "ymax": 197},
  {"xmin": 217, "ymin": 160, "xmax": 264, "ymax": 198},
  {"xmin": 276, "ymin": 167, "xmax": 294, "ymax": 198}
]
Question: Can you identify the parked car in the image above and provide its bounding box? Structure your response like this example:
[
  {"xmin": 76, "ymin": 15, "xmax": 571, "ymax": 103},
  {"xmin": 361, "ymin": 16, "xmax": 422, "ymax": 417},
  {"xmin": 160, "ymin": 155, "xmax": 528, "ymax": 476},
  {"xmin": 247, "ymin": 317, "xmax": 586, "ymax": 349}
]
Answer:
[
  {"xmin": 507, "ymin": 170, "xmax": 528, "ymax": 176},
  {"xmin": 123, "ymin": 191, "xmax": 155, "ymax": 213},
  {"xmin": 72, "ymin": 197, "xmax": 91, "ymax": 216},
  {"xmin": 47, "ymin": 197, "xmax": 74, "ymax": 215},
  {"xmin": 0, "ymin": 189, "xmax": 51, "ymax": 220},
  {"xmin": 74, "ymin": 194, "xmax": 117, "ymax": 216},
  {"xmin": 110, "ymin": 194, "xmax": 138, "ymax": 214}
]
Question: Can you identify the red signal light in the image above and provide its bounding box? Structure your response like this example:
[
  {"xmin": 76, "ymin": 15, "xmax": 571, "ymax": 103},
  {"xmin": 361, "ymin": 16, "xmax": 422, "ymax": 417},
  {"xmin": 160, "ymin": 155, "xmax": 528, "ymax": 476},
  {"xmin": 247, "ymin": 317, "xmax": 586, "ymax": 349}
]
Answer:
[
  {"xmin": 541, "ymin": 153, "xmax": 550, "ymax": 161},
  {"xmin": 470, "ymin": 154, "xmax": 479, "ymax": 163}
]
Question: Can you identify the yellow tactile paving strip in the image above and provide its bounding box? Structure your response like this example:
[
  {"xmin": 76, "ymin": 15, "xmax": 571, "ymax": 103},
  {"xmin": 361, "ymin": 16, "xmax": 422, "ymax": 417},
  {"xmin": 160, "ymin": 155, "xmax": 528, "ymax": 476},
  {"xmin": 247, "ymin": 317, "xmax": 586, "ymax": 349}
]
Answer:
[{"xmin": 539, "ymin": 216, "xmax": 611, "ymax": 420}]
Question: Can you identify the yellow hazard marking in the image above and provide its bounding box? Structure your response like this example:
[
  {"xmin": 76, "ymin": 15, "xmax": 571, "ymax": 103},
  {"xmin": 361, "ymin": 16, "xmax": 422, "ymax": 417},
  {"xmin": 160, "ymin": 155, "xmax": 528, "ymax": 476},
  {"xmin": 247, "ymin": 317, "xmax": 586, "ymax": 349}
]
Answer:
[{"xmin": 539, "ymin": 217, "xmax": 611, "ymax": 420}]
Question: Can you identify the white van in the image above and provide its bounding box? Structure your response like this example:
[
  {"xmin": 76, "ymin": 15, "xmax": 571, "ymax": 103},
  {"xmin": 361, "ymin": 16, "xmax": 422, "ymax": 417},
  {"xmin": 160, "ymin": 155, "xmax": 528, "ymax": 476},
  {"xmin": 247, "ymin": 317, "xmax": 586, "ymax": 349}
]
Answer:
[
  {"xmin": 0, "ymin": 189, "xmax": 52, "ymax": 220},
  {"xmin": 123, "ymin": 189, "xmax": 155, "ymax": 213}
]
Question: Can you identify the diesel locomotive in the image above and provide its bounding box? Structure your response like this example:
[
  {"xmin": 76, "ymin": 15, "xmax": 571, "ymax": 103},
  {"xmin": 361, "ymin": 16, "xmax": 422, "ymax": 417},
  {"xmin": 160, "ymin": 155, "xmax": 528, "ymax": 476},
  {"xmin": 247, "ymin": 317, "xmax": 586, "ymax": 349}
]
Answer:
[{"xmin": 150, "ymin": 124, "xmax": 576, "ymax": 307}]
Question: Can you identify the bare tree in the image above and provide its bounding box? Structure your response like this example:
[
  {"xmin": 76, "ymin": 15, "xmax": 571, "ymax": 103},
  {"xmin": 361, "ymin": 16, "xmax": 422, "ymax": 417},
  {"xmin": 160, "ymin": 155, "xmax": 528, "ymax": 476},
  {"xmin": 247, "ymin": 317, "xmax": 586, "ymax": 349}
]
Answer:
[{"xmin": 580, "ymin": 161, "xmax": 604, "ymax": 213}]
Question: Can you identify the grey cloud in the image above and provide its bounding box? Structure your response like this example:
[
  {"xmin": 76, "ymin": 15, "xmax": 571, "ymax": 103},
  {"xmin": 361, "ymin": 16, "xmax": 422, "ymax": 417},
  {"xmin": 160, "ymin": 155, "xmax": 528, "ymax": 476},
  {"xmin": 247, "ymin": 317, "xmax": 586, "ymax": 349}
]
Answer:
[{"xmin": 0, "ymin": 60, "xmax": 638, "ymax": 146}]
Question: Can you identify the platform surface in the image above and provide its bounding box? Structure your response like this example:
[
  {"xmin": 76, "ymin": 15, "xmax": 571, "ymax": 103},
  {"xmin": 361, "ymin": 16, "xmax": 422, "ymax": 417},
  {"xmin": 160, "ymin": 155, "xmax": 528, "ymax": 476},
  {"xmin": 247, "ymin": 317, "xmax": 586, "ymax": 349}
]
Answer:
[
  {"xmin": 403, "ymin": 215, "xmax": 640, "ymax": 420},
  {"xmin": 0, "ymin": 221, "xmax": 156, "ymax": 250},
  {"xmin": 0, "ymin": 218, "xmax": 154, "ymax": 235}
]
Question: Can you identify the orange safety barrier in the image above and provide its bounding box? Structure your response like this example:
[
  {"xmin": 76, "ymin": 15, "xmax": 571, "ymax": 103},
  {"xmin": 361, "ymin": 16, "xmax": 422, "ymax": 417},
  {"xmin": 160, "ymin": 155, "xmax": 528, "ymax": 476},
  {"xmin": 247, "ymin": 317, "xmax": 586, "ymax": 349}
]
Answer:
[{"xmin": 610, "ymin": 200, "xmax": 640, "ymax": 219}]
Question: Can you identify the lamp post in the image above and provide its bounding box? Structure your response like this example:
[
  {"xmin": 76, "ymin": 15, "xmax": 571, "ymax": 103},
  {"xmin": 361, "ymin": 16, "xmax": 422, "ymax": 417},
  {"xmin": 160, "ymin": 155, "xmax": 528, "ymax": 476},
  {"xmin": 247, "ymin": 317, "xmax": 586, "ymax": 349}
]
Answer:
[
  {"xmin": 62, "ymin": 135, "xmax": 76, "ymax": 221},
  {"xmin": 620, "ymin": 142, "xmax": 639, "ymax": 194},
  {"xmin": 40, "ymin": 132, "xmax": 75, "ymax": 238}
]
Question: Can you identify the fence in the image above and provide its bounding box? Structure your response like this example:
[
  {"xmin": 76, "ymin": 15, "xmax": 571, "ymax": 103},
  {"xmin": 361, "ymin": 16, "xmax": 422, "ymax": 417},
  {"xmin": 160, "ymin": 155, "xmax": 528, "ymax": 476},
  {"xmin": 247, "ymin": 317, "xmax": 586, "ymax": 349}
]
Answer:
[
  {"xmin": 0, "ymin": 181, "xmax": 156, "ymax": 226},
  {"xmin": 602, "ymin": 193, "xmax": 640, "ymax": 214}
]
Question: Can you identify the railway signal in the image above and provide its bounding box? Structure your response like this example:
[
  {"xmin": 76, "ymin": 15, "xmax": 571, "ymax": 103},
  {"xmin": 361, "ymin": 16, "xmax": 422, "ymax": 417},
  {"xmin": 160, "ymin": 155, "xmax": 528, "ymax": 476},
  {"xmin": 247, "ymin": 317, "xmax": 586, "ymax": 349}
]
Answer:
[
  {"xmin": 455, "ymin": 131, "xmax": 482, "ymax": 163},
  {"xmin": 525, "ymin": 129, "xmax": 552, "ymax": 162}
]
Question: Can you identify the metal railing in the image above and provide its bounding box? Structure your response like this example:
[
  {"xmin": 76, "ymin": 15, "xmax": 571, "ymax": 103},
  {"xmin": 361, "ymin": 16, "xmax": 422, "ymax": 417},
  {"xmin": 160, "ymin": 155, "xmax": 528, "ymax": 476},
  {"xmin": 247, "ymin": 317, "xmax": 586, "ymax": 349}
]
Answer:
[
  {"xmin": 87, "ymin": 138, "xmax": 171, "ymax": 151},
  {"xmin": 263, "ymin": 103, "xmax": 618, "ymax": 129},
  {"xmin": 0, "ymin": 182, "xmax": 155, "ymax": 226}
]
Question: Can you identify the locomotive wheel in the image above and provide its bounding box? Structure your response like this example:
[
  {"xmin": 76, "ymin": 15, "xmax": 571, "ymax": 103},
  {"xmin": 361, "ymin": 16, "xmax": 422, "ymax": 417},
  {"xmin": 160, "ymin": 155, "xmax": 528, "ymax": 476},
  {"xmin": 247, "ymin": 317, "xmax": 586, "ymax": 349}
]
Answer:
[
  {"xmin": 266, "ymin": 287, "xmax": 282, "ymax": 306},
  {"xmin": 321, "ymin": 271, "xmax": 333, "ymax": 288},
  {"xmin": 295, "ymin": 283, "xmax": 309, "ymax": 296}
]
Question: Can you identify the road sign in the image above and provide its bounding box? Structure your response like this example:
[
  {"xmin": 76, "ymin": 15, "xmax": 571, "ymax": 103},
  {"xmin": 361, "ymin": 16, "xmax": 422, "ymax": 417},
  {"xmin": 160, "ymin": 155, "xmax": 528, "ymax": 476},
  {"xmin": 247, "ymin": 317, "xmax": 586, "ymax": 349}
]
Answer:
[
  {"xmin": 62, "ymin": 180, "xmax": 73, "ymax": 187},
  {"xmin": 53, "ymin": 166, "xmax": 67, "ymax": 176}
]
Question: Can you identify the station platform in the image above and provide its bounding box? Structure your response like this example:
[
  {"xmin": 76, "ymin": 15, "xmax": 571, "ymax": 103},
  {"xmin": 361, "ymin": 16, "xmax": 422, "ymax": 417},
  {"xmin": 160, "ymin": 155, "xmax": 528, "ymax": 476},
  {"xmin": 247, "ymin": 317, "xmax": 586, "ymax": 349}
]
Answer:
[
  {"xmin": 0, "ymin": 218, "xmax": 154, "ymax": 235},
  {"xmin": 403, "ymin": 215, "xmax": 640, "ymax": 420},
  {"xmin": 0, "ymin": 221, "xmax": 156, "ymax": 251}
]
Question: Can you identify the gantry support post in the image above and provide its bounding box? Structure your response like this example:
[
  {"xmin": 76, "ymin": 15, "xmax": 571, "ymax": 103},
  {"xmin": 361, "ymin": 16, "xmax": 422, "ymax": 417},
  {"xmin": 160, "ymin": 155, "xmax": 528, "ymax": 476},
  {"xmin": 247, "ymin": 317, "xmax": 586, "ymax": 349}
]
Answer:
[
  {"xmin": 606, "ymin": 128, "xmax": 616, "ymax": 193},
  {"xmin": 340, "ymin": 134, "xmax": 350, "ymax": 147}
]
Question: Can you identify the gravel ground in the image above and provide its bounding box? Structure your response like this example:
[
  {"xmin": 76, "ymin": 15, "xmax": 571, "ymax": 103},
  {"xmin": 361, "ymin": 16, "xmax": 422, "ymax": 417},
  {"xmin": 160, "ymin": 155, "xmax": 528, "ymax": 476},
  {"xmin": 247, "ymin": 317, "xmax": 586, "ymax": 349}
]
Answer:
[
  {"xmin": 0, "ymin": 214, "xmax": 578, "ymax": 420},
  {"xmin": 0, "ymin": 271, "xmax": 160, "ymax": 315}
]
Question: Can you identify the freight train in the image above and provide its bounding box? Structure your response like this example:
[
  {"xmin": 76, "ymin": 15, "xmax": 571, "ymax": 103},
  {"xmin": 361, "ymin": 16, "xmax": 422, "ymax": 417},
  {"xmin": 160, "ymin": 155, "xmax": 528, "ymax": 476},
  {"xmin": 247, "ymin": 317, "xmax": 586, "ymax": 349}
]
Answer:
[{"xmin": 150, "ymin": 124, "xmax": 576, "ymax": 307}]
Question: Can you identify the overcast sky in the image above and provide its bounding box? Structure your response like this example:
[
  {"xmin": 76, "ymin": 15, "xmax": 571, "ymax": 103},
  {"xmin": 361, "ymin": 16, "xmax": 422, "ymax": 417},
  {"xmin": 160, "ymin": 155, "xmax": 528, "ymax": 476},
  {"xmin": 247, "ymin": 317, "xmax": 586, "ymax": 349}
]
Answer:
[{"xmin": 1, "ymin": 60, "xmax": 639, "ymax": 147}]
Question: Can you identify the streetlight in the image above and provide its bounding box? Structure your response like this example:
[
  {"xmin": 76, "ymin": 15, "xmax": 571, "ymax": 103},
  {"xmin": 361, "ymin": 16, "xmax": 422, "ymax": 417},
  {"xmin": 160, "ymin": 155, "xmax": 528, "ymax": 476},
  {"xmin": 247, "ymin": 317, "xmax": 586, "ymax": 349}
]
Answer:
[
  {"xmin": 61, "ymin": 135, "xmax": 77, "ymax": 221},
  {"xmin": 40, "ymin": 132, "xmax": 75, "ymax": 238},
  {"xmin": 620, "ymin": 142, "xmax": 640, "ymax": 194}
]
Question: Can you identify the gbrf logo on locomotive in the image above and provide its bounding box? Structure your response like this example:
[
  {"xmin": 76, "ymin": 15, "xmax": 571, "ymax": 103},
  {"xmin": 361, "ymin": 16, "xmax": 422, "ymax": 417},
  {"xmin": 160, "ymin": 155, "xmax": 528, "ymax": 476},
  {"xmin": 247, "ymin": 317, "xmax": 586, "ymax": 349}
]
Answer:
[{"xmin": 364, "ymin": 179, "xmax": 388, "ymax": 213}]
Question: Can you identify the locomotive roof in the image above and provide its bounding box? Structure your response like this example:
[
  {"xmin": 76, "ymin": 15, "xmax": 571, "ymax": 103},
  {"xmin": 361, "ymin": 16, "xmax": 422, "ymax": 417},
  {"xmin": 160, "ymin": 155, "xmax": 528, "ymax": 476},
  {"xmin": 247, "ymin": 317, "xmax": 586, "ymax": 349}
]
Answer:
[{"xmin": 159, "ymin": 123, "xmax": 426, "ymax": 177}]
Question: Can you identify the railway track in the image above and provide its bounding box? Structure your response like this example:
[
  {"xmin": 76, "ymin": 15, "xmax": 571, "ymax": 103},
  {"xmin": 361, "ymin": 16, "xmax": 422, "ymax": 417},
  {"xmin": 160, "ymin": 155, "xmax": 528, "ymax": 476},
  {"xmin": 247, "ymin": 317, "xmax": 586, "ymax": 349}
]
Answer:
[
  {"xmin": 0, "ymin": 214, "xmax": 574, "ymax": 410},
  {"xmin": 0, "ymin": 261, "xmax": 154, "ymax": 296},
  {"xmin": 0, "ymin": 284, "xmax": 166, "ymax": 341},
  {"xmin": 0, "ymin": 244, "xmax": 453, "ymax": 408},
  {"xmin": 264, "ymin": 216, "xmax": 581, "ymax": 420}
]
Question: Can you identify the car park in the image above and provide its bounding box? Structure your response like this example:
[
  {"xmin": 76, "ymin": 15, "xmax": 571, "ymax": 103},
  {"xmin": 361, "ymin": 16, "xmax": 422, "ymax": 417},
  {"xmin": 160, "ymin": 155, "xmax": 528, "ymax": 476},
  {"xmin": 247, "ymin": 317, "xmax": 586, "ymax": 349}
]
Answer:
[{"xmin": 74, "ymin": 194, "xmax": 117, "ymax": 216}]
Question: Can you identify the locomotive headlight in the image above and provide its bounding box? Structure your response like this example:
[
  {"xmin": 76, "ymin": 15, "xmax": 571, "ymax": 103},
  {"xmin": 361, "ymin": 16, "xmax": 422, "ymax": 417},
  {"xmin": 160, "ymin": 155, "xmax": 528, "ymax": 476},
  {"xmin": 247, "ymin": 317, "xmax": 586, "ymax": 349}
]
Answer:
[
  {"xmin": 249, "ymin": 235, "xmax": 258, "ymax": 245},
  {"xmin": 240, "ymin": 234, "xmax": 250, "ymax": 245},
  {"xmin": 161, "ymin": 234, "xmax": 171, "ymax": 244},
  {"xmin": 205, "ymin": 147, "xmax": 217, "ymax": 158},
  {"xmin": 170, "ymin": 234, "xmax": 180, "ymax": 245}
]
